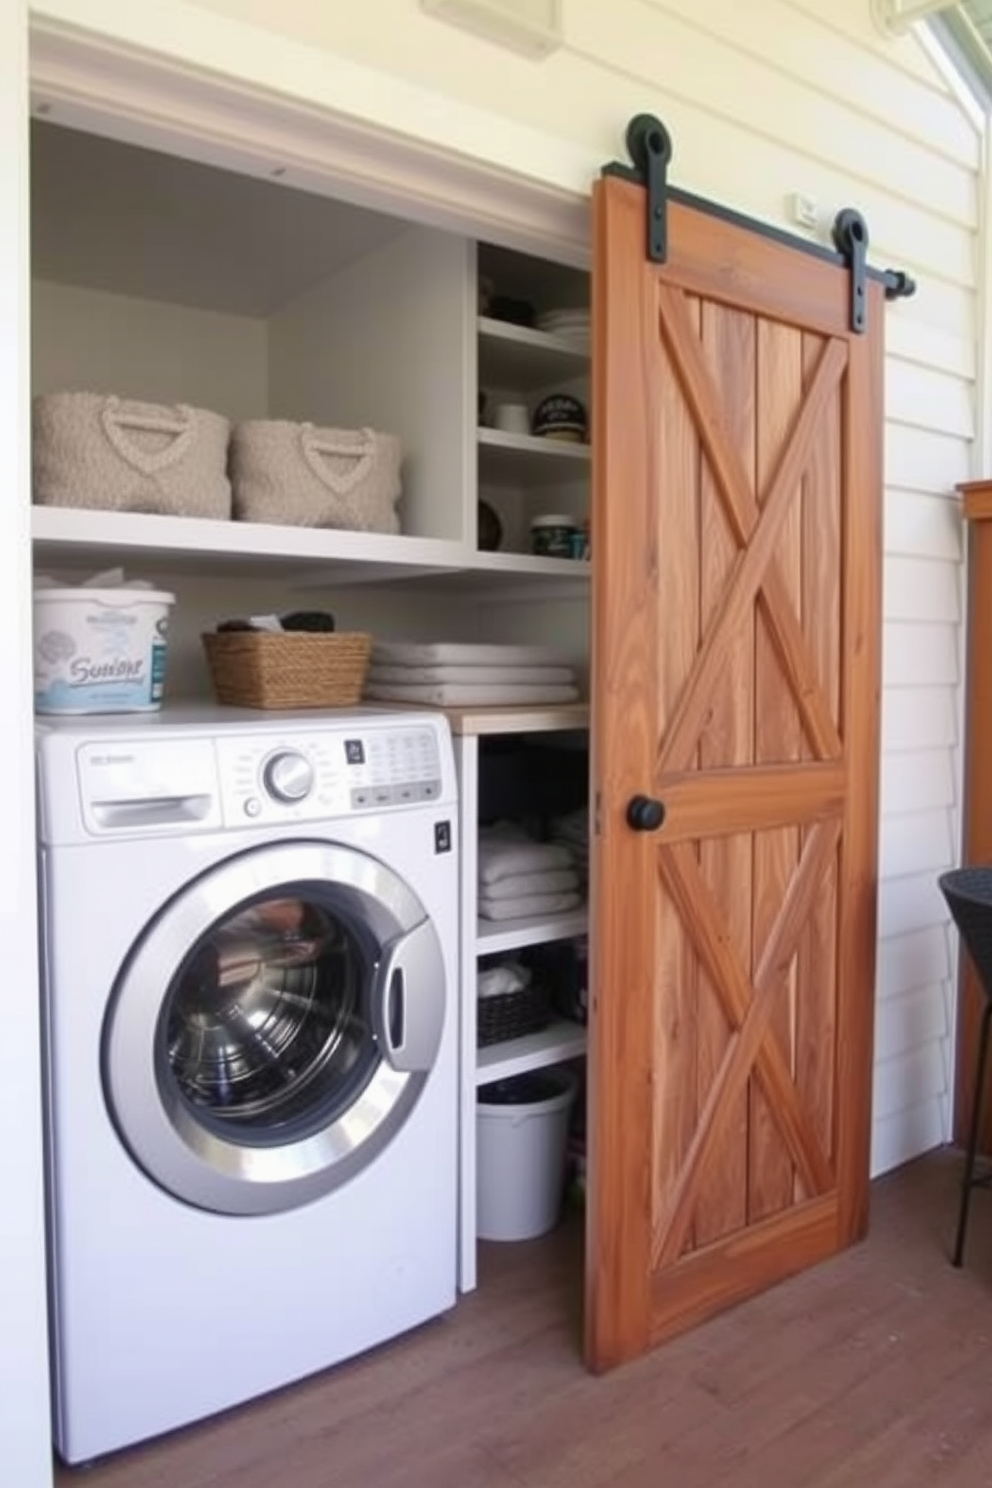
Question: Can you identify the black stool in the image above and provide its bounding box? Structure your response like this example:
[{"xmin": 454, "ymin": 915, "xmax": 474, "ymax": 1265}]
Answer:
[{"xmin": 938, "ymin": 865, "xmax": 992, "ymax": 1267}]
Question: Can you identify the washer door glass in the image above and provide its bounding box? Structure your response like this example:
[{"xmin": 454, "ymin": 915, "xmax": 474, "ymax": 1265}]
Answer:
[
  {"xmin": 104, "ymin": 840, "xmax": 446, "ymax": 1216},
  {"xmin": 164, "ymin": 893, "xmax": 375, "ymax": 1141}
]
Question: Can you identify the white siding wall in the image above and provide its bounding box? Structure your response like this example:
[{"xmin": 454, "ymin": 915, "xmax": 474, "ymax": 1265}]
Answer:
[{"xmin": 32, "ymin": 0, "xmax": 982, "ymax": 1174}]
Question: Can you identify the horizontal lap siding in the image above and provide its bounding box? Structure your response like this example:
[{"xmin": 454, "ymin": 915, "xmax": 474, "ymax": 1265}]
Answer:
[{"xmin": 181, "ymin": 0, "xmax": 979, "ymax": 1173}]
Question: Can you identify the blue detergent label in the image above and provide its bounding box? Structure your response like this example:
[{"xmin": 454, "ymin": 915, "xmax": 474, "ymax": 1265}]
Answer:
[{"xmin": 151, "ymin": 639, "xmax": 168, "ymax": 703}]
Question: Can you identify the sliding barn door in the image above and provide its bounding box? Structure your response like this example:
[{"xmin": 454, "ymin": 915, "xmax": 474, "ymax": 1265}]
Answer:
[{"xmin": 586, "ymin": 170, "xmax": 884, "ymax": 1369}]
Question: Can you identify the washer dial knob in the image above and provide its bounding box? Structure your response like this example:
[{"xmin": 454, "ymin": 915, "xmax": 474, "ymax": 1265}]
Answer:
[{"xmin": 262, "ymin": 750, "xmax": 314, "ymax": 803}]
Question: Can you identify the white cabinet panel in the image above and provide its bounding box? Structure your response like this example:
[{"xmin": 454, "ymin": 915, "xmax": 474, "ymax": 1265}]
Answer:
[{"xmin": 32, "ymin": 280, "xmax": 269, "ymax": 421}]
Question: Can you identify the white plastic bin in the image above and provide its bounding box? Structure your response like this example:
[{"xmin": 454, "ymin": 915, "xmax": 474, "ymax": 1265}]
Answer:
[
  {"xmin": 477, "ymin": 1066, "xmax": 578, "ymax": 1242},
  {"xmin": 33, "ymin": 586, "xmax": 175, "ymax": 715}
]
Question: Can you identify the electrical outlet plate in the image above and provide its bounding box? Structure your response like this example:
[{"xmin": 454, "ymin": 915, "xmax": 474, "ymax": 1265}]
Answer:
[
  {"xmin": 419, "ymin": 0, "xmax": 563, "ymax": 58},
  {"xmin": 789, "ymin": 192, "xmax": 819, "ymax": 230}
]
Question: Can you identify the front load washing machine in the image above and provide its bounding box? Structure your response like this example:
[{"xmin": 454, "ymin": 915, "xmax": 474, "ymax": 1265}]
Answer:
[{"xmin": 35, "ymin": 708, "xmax": 460, "ymax": 1463}]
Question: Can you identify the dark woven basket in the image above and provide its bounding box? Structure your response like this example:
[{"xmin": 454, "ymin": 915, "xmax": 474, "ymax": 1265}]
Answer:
[
  {"xmin": 477, "ymin": 986, "xmax": 552, "ymax": 1048},
  {"xmin": 939, "ymin": 866, "xmax": 992, "ymax": 992}
]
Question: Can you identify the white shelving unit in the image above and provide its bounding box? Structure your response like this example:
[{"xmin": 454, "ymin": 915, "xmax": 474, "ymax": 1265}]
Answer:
[
  {"xmin": 31, "ymin": 506, "xmax": 593, "ymax": 589},
  {"xmin": 477, "ymin": 426, "xmax": 591, "ymax": 487},
  {"xmin": 476, "ymin": 906, "xmax": 588, "ymax": 956},
  {"xmin": 477, "ymin": 316, "xmax": 589, "ymax": 390},
  {"xmin": 29, "ymin": 122, "xmax": 593, "ymax": 1296},
  {"xmin": 475, "ymin": 282, "xmax": 591, "ymax": 564},
  {"xmin": 31, "ymin": 506, "xmax": 468, "ymax": 585},
  {"xmin": 450, "ymin": 699, "xmax": 589, "ymax": 1290},
  {"xmin": 477, "ymin": 1021, "xmax": 588, "ymax": 1084}
]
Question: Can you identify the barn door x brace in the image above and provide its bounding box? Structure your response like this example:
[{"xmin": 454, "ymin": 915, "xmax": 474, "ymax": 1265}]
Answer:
[{"xmin": 603, "ymin": 113, "xmax": 916, "ymax": 332}]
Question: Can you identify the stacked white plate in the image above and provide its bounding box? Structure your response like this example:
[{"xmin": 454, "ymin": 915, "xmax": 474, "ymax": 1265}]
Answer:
[{"xmin": 536, "ymin": 308, "xmax": 591, "ymax": 346}]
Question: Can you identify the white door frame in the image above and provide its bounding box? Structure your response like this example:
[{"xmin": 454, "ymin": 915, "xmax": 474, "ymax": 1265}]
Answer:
[
  {"xmin": 29, "ymin": 7, "xmax": 592, "ymax": 267},
  {"xmin": 1, "ymin": 3, "xmax": 51, "ymax": 1486}
]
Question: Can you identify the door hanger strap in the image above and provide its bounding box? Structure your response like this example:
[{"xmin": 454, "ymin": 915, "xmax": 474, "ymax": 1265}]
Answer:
[{"xmin": 601, "ymin": 114, "xmax": 916, "ymax": 333}]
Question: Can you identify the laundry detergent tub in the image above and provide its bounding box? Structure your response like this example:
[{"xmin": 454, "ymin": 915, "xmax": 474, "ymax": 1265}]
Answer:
[
  {"xmin": 33, "ymin": 586, "xmax": 175, "ymax": 715},
  {"xmin": 477, "ymin": 1066, "xmax": 578, "ymax": 1241}
]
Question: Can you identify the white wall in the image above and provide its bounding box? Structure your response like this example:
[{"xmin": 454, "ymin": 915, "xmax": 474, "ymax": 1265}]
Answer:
[
  {"xmin": 26, "ymin": 2, "xmax": 980, "ymax": 1178},
  {"xmin": 0, "ymin": 3, "xmax": 54, "ymax": 1487},
  {"xmin": 32, "ymin": 279, "xmax": 269, "ymax": 419},
  {"xmin": 268, "ymin": 226, "xmax": 472, "ymax": 543}
]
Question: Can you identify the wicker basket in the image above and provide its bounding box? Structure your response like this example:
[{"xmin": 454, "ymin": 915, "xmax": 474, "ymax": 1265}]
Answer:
[
  {"xmin": 202, "ymin": 631, "xmax": 372, "ymax": 709},
  {"xmin": 477, "ymin": 986, "xmax": 552, "ymax": 1048}
]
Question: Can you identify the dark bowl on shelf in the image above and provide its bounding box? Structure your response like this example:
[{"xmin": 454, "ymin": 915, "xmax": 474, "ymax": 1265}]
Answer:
[{"xmin": 478, "ymin": 500, "xmax": 503, "ymax": 551}]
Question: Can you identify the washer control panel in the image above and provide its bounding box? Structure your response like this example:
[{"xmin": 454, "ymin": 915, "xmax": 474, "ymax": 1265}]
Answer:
[{"xmin": 215, "ymin": 725, "xmax": 444, "ymax": 824}]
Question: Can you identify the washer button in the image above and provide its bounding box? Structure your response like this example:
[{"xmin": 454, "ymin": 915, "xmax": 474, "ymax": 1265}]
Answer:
[{"xmin": 244, "ymin": 797, "xmax": 262, "ymax": 818}]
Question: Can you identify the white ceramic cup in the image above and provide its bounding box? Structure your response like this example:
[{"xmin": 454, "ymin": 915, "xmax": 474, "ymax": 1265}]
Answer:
[{"xmin": 494, "ymin": 403, "xmax": 531, "ymax": 435}]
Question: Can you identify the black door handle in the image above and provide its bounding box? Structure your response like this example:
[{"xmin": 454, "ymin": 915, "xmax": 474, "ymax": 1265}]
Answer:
[{"xmin": 626, "ymin": 795, "xmax": 665, "ymax": 832}]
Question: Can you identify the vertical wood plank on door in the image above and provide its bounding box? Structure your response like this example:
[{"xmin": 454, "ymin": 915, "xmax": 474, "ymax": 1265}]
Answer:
[
  {"xmin": 694, "ymin": 301, "xmax": 755, "ymax": 1246},
  {"xmin": 586, "ymin": 180, "xmax": 659, "ymax": 1368},
  {"xmin": 651, "ymin": 288, "xmax": 701, "ymax": 1263},
  {"xmin": 750, "ymin": 321, "xmax": 804, "ymax": 1221},
  {"xmin": 796, "ymin": 332, "xmax": 842, "ymax": 1193},
  {"xmin": 835, "ymin": 286, "xmax": 884, "ymax": 1243}
]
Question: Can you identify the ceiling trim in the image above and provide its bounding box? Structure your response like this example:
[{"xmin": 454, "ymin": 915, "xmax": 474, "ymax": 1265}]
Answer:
[
  {"xmin": 870, "ymin": 0, "xmax": 959, "ymax": 33},
  {"xmin": 28, "ymin": 13, "xmax": 591, "ymax": 270}
]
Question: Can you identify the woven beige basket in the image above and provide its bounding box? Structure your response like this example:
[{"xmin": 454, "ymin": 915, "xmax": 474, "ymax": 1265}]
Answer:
[
  {"xmin": 230, "ymin": 420, "xmax": 402, "ymax": 533},
  {"xmin": 202, "ymin": 631, "xmax": 372, "ymax": 710},
  {"xmin": 33, "ymin": 393, "xmax": 232, "ymax": 519}
]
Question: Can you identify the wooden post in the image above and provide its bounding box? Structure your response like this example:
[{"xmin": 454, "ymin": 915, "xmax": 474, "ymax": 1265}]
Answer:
[{"xmin": 955, "ymin": 481, "xmax": 992, "ymax": 1151}]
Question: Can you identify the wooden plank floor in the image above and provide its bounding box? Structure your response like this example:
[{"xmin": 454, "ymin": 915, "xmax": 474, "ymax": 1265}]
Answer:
[{"xmin": 57, "ymin": 1150, "xmax": 992, "ymax": 1487}]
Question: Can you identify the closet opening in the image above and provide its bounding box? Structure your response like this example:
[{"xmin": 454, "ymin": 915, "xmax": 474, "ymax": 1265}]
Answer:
[{"xmin": 28, "ymin": 112, "xmax": 592, "ymax": 1325}]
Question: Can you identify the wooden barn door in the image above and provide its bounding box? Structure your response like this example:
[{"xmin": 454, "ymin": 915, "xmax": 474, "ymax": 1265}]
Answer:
[{"xmin": 586, "ymin": 166, "xmax": 885, "ymax": 1370}]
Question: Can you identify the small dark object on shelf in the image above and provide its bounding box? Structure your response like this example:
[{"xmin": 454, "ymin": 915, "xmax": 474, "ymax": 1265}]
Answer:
[
  {"xmin": 478, "ymin": 500, "xmax": 503, "ymax": 552},
  {"xmin": 477, "ymin": 986, "xmax": 552, "ymax": 1047},
  {"xmin": 532, "ymin": 393, "xmax": 588, "ymax": 443},
  {"xmin": 216, "ymin": 619, "xmax": 256, "ymax": 633},
  {"xmin": 280, "ymin": 610, "xmax": 336, "ymax": 632},
  {"xmin": 488, "ymin": 294, "xmax": 536, "ymax": 327}
]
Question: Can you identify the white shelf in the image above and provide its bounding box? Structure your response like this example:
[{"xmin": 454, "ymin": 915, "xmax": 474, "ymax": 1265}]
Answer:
[
  {"xmin": 32, "ymin": 506, "xmax": 466, "ymax": 585},
  {"xmin": 476, "ymin": 1019, "xmax": 587, "ymax": 1085},
  {"xmin": 442, "ymin": 701, "xmax": 590, "ymax": 736},
  {"xmin": 477, "ymin": 427, "xmax": 591, "ymax": 487},
  {"xmin": 476, "ymin": 907, "xmax": 588, "ymax": 956},
  {"xmin": 478, "ymin": 315, "xmax": 589, "ymax": 391},
  {"xmin": 31, "ymin": 507, "xmax": 591, "ymax": 588},
  {"xmin": 469, "ymin": 549, "xmax": 589, "ymax": 579}
]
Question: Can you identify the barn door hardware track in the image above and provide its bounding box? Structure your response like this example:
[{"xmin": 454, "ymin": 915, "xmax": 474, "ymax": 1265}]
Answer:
[{"xmin": 602, "ymin": 114, "xmax": 916, "ymax": 330}]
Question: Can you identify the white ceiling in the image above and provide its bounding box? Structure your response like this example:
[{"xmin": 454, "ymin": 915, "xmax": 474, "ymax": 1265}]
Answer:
[{"xmin": 30, "ymin": 121, "xmax": 408, "ymax": 318}]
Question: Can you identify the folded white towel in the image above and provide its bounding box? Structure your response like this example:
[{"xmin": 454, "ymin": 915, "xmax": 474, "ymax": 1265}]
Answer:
[
  {"xmin": 479, "ymin": 891, "xmax": 583, "ymax": 921},
  {"xmin": 480, "ymin": 868, "xmax": 579, "ymax": 902},
  {"xmin": 364, "ymin": 682, "xmax": 580, "ymax": 706},
  {"xmin": 551, "ymin": 806, "xmax": 589, "ymax": 839},
  {"xmin": 368, "ymin": 663, "xmax": 575, "ymax": 685},
  {"xmin": 477, "ymin": 962, "xmax": 531, "ymax": 999},
  {"xmin": 372, "ymin": 640, "xmax": 570, "ymax": 667},
  {"xmin": 478, "ymin": 830, "xmax": 573, "ymax": 884}
]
